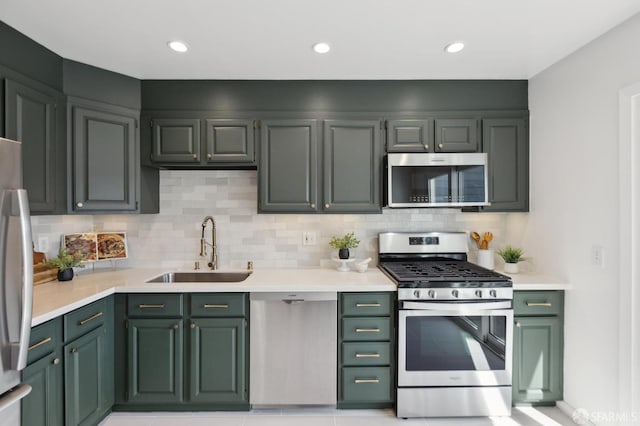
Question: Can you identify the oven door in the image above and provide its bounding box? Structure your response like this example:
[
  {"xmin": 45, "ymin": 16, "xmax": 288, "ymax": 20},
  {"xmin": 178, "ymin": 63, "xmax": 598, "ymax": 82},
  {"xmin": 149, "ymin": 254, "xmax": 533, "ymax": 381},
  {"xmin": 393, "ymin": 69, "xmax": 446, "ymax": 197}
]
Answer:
[{"xmin": 398, "ymin": 302, "xmax": 513, "ymax": 387}]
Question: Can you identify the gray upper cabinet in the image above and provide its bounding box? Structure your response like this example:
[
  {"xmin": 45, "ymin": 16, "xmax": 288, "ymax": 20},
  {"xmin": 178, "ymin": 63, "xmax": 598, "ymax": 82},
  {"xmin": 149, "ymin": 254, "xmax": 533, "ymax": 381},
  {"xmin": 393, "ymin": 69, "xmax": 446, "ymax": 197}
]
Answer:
[
  {"xmin": 151, "ymin": 118, "xmax": 201, "ymax": 163},
  {"xmin": 434, "ymin": 118, "xmax": 479, "ymax": 152},
  {"xmin": 4, "ymin": 79, "xmax": 58, "ymax": 212},
  {"xmin": 323, "ymin": 120, "xmax": 381, "ymax": 213},
  {"xmin": 386, "ymin": 119, "xmax": 433, "ymax": 152},
  {"xmin": 205, "ymin": 119, "xmax": 254, "ymax": 163},
  {"xmin": 71, "ymin": 102, "xmax": 138, "ymax": 212},
  {"xmin": 258, "ymin": 119, "xmax": 319, "ymax": 212},
  {"xmin": 482, "ymin": 118, "xmax": 529, "ymax": 212}
]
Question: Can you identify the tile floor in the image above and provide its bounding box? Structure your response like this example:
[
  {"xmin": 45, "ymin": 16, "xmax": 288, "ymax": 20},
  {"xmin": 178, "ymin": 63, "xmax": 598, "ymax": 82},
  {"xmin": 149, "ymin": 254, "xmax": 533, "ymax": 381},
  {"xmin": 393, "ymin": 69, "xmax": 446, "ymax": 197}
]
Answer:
[{"xmin": 99, "ymin": 407, "xmax": 577, "ymax": 426}]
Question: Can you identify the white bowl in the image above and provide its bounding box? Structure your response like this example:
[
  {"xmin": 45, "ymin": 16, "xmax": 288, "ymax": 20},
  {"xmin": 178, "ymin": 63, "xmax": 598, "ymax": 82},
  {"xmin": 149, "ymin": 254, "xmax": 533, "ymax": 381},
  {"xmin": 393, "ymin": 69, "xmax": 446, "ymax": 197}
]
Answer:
[{"xmin": 354, "ymin": 263, "xmax": 368, "ymax": 273}]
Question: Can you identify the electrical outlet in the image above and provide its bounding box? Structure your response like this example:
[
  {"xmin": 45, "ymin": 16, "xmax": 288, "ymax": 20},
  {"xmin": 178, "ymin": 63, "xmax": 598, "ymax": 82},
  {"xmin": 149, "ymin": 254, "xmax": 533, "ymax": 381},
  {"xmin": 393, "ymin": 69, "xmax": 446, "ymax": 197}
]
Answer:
[
  {"xmin": 592, "ymin": 245, "xmax": 605, "ymax": 268},
  {"xmin": 302, "ymin": 232, "xmax": 317, "ymax": 246},
  {"xmin": 37, "ymin": 236, "xmax": 49, "ymax": 253}
]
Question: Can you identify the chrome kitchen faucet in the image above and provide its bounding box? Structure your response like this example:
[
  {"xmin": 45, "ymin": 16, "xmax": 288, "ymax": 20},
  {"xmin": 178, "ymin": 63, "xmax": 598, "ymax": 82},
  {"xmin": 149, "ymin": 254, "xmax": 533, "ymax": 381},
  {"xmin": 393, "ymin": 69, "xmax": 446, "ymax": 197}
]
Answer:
[{"xmin": 200, "ymin": 216, "xmax": 217, "ymax": 270}]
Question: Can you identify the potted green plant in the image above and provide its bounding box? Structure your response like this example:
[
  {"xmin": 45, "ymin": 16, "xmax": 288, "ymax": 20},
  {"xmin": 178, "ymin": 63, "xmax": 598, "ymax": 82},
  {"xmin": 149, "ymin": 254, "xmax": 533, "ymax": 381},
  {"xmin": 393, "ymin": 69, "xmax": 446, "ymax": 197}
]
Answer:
[
  {"xmin": 329, "ymin": 232, "xmax": 360, "ymax": 259},
  {"xmin": 496, "ymin": 246, "xmax": 525, "ymax": 274},
  {"xmin": 44, "ymin": 248, "xmax": 87, "ymax": 281}
]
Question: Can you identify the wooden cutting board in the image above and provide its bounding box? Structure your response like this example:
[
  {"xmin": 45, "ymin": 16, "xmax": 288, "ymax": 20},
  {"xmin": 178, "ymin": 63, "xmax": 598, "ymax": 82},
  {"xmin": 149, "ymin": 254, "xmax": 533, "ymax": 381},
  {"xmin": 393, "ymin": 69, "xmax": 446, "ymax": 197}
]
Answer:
[{"xmin": 33, "ymin": 250, "xmax": 57, "ymax": 285}]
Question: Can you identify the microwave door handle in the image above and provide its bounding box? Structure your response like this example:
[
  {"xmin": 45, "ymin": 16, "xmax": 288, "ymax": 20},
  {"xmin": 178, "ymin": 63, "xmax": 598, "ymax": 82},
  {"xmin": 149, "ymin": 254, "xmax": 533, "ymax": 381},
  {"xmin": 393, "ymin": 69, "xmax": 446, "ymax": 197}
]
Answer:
[{"xmin": 9, "ymin": 189, "xmax": 33, "ymax": 371}]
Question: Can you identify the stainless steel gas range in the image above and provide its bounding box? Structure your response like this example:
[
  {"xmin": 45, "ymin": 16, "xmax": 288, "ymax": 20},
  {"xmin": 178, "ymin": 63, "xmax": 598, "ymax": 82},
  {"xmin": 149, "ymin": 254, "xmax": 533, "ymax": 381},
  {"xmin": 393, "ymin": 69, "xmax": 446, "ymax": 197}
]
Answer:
[{"xmin": 378, "ymin": 232, "xmax": 513, "ymax": 418}]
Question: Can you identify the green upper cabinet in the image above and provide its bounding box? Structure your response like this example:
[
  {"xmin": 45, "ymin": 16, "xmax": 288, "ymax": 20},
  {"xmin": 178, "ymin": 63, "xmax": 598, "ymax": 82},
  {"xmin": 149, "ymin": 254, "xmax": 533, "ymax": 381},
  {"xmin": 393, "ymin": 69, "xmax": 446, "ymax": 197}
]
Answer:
[
  {"xmin": 70, "ymin": 100, "xmax": 138, "ymax": 213},
  {"xmin": 258, "ymin": 119, "xmax": 319, "ymax": 212},
  {"xmin": 188, "ymin": 318, "xmax": 247, "ymax": 404},
  {"xmin": 4, "ymin": 78, "xmax": 59, "ymax": 213},
  {"xmin": 323, "ymin": 120, "xmax": 381, "ymax": 213},
  {"xmin": 151, "ymin": 118, "xmax": 201, "ymax": 163},
  {"xmin": 259, "ymin": 118, "xmax": 383, "ymax": 214},
  {"xmin": 386, "ymin": 119, "xmax": 433, "ymax": 152},
  {"xmin": 205, "ymin": 119, "xmax": 254, "ymax": 163},
  {"xmin": 434, "ymin": 118, "xmax": 479, "ymax": 152},
  {"xmin": 482, "ymin": 118, "xmax": 529, "ymax": 212}
]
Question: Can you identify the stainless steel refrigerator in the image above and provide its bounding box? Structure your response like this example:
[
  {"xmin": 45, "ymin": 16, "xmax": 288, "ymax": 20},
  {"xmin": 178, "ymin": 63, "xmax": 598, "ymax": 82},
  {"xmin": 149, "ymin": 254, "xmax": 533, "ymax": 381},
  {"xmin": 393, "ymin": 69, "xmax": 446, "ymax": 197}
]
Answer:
[{"xmin": 0, "ymin": 137, "xmax": 34, "ymax": 425}]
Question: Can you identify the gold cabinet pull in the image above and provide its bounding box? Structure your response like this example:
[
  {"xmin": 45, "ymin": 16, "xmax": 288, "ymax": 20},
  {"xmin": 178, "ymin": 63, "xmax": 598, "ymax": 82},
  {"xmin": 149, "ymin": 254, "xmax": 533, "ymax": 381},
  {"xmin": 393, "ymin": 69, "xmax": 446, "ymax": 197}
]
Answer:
[
  {"xmin": 28, "ymin": 337, "xmax": 52, "ymax": 351},
  {"xmin": 526, "ymin": 302, "xmax": 552, "ymax": 307},
  {"xmin": 138, "ymin": 304, "xmax": 165, "ymax": 309},
  {"xmin": 356, "ymin": 303, "xmax": 381, "ymax": 308},
  {"xmin": 355, "ymin": 328, "xmax": 380, "ymax": 333},
  {"xmin": 354, "ymin": 378, "xmax": 380, "ymax": 384},
  {"xmin": 79, "ymin": 311, "xmax": 103, "ymax": 325},
  {"xmin": 203, "ymin": 304, "xmax": 229, "ymax": 309},
  {"xmin": 355, "ymin": 353, "xmax": 380, "ymax": 358}
]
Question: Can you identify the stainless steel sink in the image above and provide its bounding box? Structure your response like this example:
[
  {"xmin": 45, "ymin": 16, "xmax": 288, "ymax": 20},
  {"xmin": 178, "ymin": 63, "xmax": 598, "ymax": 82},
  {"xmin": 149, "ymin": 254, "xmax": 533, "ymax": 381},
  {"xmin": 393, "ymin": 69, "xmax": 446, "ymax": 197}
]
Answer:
[{"xmin": 146, "ymin": 271, "xmax": 252, "ymax": 283}]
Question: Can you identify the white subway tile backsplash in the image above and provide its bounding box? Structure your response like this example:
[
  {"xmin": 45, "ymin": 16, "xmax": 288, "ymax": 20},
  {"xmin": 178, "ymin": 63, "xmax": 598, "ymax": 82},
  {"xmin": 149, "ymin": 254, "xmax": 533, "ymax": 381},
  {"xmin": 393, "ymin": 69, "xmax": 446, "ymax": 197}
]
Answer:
[{"xmin": 31, "ymin": 170, "xmax": 511, "ymax": 270}]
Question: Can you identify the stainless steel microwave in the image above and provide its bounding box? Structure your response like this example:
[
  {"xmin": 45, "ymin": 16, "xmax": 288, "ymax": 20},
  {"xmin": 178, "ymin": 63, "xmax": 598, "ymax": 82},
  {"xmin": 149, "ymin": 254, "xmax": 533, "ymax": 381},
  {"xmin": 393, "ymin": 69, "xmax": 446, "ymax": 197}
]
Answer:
[{"xmin": 386, "ymin": 153, "xmax": 490, "ymax": 208}]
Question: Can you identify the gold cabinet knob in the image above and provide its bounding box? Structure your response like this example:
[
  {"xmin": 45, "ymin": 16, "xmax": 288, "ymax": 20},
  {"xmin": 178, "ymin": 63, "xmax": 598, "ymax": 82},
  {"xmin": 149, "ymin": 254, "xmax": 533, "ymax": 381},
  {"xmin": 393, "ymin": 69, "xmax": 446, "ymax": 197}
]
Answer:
[
  {"xmin": 325, "ymin": 203, "xmax": 330, "ymax": 209},
  {"xmin": 173, "ymin": 324, "xmax": 179, "ymax": 330},
  {"xmin": 190, "ymin": 323, "xmax": 196, "ymax": 329},
  {"xmin": 192, "ymin": 154, "xmax": 198, "ymax": 160},
  {"xmin": 76, "ymin": 202, "xmax": 83, "ymax": 208},
  {"xmin": 207, "ymin": 154, "xmax": 212, "ymax": 159},
  {"xmin": 423, "ymin": 144, "xmax": 429, "ymax": 150},
  {"xmin": 515, "ymin": 321, "xmax": 521, "ymax": 327},
  {"xmin": 310, "ymin": 203, "xmax": 316, "ymax": 209},
  {"xmin": 438, "ymin": 143, "xmax": 444, "ymax": 149},
  {"xmin": 52, "ymin": 358, "xmax": 60, "ymax": 365},
  {"xmin": 71, "ymin": 348, "xmax": 77, "ymax": 353}
]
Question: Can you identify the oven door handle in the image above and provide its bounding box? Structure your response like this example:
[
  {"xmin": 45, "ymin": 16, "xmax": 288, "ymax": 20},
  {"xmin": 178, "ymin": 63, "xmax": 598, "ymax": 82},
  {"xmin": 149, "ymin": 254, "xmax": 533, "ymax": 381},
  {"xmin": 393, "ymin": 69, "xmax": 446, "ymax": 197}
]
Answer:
[{"xmin": 400, "ymin": 300, "xmax": 512, "ymax": 311}]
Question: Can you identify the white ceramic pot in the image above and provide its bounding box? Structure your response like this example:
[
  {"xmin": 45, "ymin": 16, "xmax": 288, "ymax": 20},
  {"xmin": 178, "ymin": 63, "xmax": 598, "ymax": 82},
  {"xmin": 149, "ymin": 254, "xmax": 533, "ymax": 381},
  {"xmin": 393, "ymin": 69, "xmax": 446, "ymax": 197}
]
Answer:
[
  {"xmin": 476, "ymin": 249, "xmax": 495, "ymax": 270},
  {"xmin": 504, "ymin": 262, "xmax": 519, "ymax": 274}
]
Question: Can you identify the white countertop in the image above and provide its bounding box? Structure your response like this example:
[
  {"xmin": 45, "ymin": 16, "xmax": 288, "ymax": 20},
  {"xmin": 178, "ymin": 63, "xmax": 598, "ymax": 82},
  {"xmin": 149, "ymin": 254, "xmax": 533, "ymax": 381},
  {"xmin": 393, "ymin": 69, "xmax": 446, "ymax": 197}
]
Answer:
[
  {"xmin": 32, "ymin": 266, "xmax": 571, "ymax": 327},
  {"xmin": 32, "ymin": 267, "xmax": 396, "ymax": 326}
]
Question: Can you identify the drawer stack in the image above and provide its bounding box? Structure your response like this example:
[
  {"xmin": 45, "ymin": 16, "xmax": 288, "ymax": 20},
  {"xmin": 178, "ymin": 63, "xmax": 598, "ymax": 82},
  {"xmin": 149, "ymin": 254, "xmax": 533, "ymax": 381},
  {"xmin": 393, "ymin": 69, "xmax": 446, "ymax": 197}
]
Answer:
[{"xmin": 338, "ymin": 292, "xmax": 394, "ymax": 408}]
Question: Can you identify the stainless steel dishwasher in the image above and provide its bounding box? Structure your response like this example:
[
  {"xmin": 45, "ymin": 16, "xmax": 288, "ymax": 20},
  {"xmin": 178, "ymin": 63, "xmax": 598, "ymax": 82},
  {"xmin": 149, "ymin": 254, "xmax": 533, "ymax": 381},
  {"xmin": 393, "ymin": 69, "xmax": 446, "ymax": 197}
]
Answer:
[{"xmin": 250, "ymin": 292, "xmax": 337, "ymax": 406}]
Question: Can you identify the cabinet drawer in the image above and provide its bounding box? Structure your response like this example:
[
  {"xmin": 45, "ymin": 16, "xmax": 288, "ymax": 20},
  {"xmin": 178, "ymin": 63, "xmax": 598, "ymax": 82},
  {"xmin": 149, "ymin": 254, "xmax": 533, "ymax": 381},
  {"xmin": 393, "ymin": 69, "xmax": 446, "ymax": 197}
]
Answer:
[
  {"xmin": 342, "ymin": 342, "xmax": 390, "ymax": 366},
  {"xmin": 342, "ymin": 317, "xmax": 391, "ymax": 341},
  {"xmin": 127, "ymin": 294, "xmax": 184, "ymax": 317},
  {"xmin": 341, "ymin": 293, "xmax": 392, "ymax": 317},
  {"xmin": 190, "ymin": 293, "xmax": 247, "ymax": 317},
  {"xmin": 28, "ymin": 318, "xmax": 62, "ymax": 365},
  {"xmin": 64, "ymin": 298, "xmax": 107, "ymax": 342},
  {"xmin": 341, "ymin": 367, "xmax": 391, "ymax": 402},
  {"xmin": 514, "ymin": 291, "xmax": 563, "ymax": 316}
]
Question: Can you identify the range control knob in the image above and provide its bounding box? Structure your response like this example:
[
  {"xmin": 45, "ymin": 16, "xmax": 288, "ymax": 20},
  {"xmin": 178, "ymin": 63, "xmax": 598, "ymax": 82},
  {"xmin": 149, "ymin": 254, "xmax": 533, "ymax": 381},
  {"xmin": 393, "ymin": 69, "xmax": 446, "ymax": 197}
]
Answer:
[
  {"xmin": 427, "ymin": 290, "xmax": 436, "ymax": 299},
  {"xmin": 475, "ymin": 290, "xmax": 484, "ymax": 298},
  {"xmin": 489, "ymin": 290, "xmax": 498, "ymax": 298},
  {"xmin": 451, "ymin": 290, "xmax": 459, "ymax": 298},
  {"xmin": 413, "ymin": 290, "xmax": 421, "ymax": 299}
]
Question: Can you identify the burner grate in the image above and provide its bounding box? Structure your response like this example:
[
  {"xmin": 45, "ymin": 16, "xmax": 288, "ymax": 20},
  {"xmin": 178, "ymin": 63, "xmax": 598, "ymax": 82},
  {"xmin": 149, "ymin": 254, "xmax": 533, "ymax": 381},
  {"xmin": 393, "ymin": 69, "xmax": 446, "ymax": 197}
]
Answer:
[{"xmin": 380, "ymin": 260, "xmax": 508, "ymax": 282}]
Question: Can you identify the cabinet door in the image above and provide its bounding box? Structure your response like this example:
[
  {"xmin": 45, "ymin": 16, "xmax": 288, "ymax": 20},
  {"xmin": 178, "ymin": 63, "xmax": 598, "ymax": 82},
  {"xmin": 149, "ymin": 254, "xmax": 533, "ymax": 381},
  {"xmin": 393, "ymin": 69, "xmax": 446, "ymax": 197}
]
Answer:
[
  {"xmin": 323, "ymin": 120, "xmax": 382, "ymax": 213},
  {"xmin": 127, "ymin": 319, "xmax": 184, "ymax": 404},
  {"xmin": 71, "ymin": 106, "xmax": 137, "ymax": 212},
  {"xmin": 434, "ymin": 118, "xmax": 479, "ymax": 152},
  {"xmin": 4, "ymin": 79, "xmax": 56, "ymax": 212},
  {"xmin": 21, "ymin": 350, "xmax": 64, "ymax": 426},
  {"xmin": 482, "ymin": 118, "xmax": 529, "ymax": 211},
  {"xmin": 205, "ymin": 119, "xmax": 254, "ymax": 163},
  {"xmin": 188, "ymin": 318, "xmax": 247, "ymax": 404},
  {"xmin": 258, "ymin": 119, "xmax": 319, "ymax": 212},
  {"xmin": 151, "ymin": 118, "xmax": 200, "ymax": 163},
  {"xmin": 386, "ymin": 119, "xmax": 433, "ymax": 152},
  {"xmin": 64, "ymin": 325, "xmax": 108, "ymax": 426},
  {"xmin": 513, "ymin": 316, "xmax": 563, "ymax": 404}
]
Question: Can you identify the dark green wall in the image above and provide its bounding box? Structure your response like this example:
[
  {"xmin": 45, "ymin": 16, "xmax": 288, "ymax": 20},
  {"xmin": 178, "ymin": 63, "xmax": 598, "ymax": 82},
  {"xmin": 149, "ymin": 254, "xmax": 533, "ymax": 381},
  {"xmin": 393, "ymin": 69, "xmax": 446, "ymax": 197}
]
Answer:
[
  {"xmin": 141, "ymin": 80, "xmax": 528, "ymax": 112},
  {"xmin": 63, "ymin": 60, "xmax": 141, "ymax": 109},
  {"xmin": 0, "ymin": 21, "xmax": 62, "ymax": 90}
]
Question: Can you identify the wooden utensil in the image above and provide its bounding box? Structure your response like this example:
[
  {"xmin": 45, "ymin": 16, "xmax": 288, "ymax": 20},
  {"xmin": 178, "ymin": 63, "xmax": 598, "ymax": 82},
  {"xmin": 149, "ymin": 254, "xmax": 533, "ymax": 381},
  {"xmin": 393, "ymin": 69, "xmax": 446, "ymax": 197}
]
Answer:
[
  {"xmin": 471, "ymin": 232, "xmax": 481, "ymax": 248},
  {"xmin": 483, "ymin": 232, "xmax": 493, "ymax": 248}
]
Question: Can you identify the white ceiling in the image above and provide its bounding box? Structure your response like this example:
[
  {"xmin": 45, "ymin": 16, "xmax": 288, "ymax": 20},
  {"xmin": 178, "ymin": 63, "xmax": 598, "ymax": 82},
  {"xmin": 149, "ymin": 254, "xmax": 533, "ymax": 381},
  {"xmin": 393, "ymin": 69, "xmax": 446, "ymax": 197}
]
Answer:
[{"xmin": 1, "ymin": 0, "xmax": 639, "ymax": 80}]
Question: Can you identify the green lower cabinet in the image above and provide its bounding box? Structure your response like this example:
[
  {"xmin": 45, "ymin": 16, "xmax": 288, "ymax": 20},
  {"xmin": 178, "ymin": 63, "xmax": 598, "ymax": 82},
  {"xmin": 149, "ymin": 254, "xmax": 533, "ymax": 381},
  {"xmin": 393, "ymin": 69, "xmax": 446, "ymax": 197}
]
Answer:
[
  {"xmin": 513, "ymin": 316, "xmax": 563, "ymax": 405},
  {"xmin": 188, "ymin": 318, "xmax": 247, "ymax": 404},
  {"xmin": 127, "ymin": 319, "xmax": 184, "ymax": 404},
  {"xmin": 64, "ymin": 325, "xmax": 109, "ymax": 426},
  {"xmin": 21, "ymin": 349, "xmax": 64, "ymax": 426},
  {"xmin": 341, "ymin": 367, "xmax": 392, "ymax": 404}
]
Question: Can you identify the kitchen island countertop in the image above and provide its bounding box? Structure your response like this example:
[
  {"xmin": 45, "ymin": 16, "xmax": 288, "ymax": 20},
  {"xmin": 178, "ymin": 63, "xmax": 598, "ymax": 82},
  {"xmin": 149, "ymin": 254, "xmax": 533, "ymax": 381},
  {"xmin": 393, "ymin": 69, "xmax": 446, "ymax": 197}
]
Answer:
[{"xmin": 32, "ymin": 267, "xmax": 397, "ymax": 326}]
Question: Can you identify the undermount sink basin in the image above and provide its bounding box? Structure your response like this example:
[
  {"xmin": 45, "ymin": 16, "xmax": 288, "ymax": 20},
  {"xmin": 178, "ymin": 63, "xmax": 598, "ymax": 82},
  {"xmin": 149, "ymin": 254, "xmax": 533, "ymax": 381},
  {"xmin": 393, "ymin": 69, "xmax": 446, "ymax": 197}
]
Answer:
[{"xmin": 146, "ymin": 271, "xmax": 252, "ymax": 283}]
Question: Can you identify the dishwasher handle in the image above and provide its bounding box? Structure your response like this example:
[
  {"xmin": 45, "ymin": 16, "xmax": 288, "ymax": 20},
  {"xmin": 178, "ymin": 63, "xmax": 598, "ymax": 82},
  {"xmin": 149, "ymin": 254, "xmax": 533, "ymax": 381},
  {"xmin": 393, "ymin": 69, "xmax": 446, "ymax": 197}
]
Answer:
[{"xmin": 283, "ymin": 299, "xmax": 306, "ymax": 304}]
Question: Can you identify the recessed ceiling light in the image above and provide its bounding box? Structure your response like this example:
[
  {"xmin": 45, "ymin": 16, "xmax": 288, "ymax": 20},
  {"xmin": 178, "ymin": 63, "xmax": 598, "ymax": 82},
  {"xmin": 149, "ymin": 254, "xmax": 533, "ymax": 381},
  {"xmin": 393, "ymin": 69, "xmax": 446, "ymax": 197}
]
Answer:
[
  {"xmin": 312, "ymin": 42, "xmax": 331, "ymax": 54},
  {"xmin": 168, "ymin": 41, "xmax": 189, "ymax": 53},
  {"xmin": 444, "ymin": 41, "xmax": 465, "ymax": 53}
]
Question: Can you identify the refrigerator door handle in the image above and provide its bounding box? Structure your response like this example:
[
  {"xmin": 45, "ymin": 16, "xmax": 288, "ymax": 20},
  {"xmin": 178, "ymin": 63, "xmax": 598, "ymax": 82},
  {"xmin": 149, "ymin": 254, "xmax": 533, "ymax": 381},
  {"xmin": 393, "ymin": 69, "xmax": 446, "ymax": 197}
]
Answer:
[
  {"xmin": 0, "ymin": 384, "xmax": 31, "ymax": 414},
  {"xmin": 9, "ymin": 189, "xmax": 33, "ymax": 371}
]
